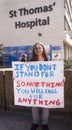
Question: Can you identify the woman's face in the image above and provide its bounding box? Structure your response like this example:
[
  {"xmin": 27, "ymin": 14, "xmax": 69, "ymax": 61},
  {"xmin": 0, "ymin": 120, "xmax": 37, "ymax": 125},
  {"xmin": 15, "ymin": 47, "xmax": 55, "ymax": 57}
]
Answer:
[{"xmin": 34, "ymin": 43, "xmax": 43, "ymax": 56}]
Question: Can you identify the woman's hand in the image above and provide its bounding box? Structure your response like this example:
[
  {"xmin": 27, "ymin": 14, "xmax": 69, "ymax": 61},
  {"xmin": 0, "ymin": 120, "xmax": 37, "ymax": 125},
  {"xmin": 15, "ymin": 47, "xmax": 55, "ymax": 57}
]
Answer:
[
  {"xmin": 12, "ymin": 76, "xmax": 15, "ymax": 80},
  {"xmin": 62, "ymin": 76, "xmax": 65, "ymax": 82}
]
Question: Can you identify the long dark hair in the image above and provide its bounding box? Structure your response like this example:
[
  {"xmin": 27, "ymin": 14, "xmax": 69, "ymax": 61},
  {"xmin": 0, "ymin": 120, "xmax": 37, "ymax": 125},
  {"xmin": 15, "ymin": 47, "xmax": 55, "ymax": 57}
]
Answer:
[{"xmin": 30, "ymin": 42, "xmax": 48, "ymax": 61}]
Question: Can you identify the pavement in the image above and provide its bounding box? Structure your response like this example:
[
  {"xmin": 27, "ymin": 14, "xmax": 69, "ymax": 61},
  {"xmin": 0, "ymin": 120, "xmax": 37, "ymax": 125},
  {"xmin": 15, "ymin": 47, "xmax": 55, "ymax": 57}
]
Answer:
[{"xmin": 0, "ymin": 109, "xmax": 72, "ymax": 130}]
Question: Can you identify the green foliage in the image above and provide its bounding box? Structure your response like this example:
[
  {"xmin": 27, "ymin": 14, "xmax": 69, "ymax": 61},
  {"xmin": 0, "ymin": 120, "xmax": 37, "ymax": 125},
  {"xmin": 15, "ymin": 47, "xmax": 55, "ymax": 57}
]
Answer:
[{"xmin": 64, "ymin": 59, "xmax": 72, "ymax": 69}]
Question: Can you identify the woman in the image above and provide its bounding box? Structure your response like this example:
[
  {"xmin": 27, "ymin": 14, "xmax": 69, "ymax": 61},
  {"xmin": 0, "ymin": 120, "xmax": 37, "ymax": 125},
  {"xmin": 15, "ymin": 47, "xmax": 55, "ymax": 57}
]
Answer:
[{"xmin": 30, "ymin": 42, "xmax": 49, "ymax": 130}]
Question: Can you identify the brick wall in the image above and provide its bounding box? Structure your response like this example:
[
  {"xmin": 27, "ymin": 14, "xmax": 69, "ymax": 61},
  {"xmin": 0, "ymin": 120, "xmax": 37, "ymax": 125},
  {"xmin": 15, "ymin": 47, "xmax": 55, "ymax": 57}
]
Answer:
[
  {"xmin": 64, "ymin": 70, "xmax": 72, "ymax": 109},
  {"xmin": 0, "ymin": 71, "xmax": 5, "ymax": 109},
  {"xmin": 5, "ymin": 71, "xmax": 14, "ymax": 109}
]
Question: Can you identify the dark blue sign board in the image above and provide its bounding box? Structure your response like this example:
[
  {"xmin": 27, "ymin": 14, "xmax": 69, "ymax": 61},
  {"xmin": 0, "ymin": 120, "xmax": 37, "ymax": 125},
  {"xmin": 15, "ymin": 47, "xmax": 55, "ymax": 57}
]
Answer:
[{"xmin": 3, "ymin": 45, "xmax": 52, "ymax": 67}]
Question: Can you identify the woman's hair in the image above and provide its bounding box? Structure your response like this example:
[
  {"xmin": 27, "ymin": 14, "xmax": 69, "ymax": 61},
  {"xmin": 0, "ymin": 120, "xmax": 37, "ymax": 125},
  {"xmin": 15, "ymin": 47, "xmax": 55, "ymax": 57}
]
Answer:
[{"xmin": 30, "ymin": 42, "xmax": 48, "ymax": 61}]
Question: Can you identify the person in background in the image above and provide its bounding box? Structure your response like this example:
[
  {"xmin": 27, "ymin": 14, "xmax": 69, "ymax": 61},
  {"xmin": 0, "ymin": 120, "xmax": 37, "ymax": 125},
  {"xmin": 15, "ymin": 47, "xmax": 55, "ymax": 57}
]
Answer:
[
  {"xmin": 30, "ymin": 42, "xmax": 49, "ymax": 130},
  {"xmin": 20, "ymin": 53, "xmax": 27, "ymax": 62}
]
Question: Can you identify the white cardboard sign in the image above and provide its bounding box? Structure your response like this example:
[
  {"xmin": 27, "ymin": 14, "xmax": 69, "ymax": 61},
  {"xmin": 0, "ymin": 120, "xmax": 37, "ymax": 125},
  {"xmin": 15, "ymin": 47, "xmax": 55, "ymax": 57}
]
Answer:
[{"xmin": 12, "ymin": 61, "xmax": 64, "ymax": 108}]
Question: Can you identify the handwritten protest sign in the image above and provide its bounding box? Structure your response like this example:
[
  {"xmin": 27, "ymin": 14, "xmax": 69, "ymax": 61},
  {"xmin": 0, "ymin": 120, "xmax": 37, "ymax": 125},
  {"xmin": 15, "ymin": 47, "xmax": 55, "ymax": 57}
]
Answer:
[{"xmin": 12, "ymin": 61, "xmax": 64, "ymax": 108}]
